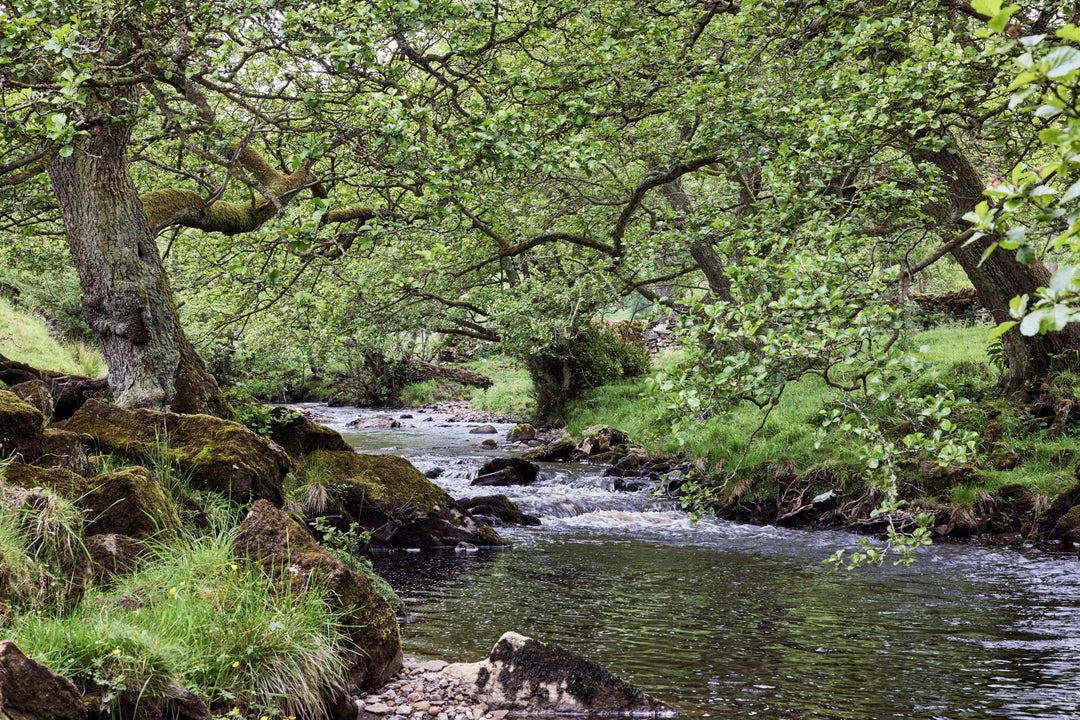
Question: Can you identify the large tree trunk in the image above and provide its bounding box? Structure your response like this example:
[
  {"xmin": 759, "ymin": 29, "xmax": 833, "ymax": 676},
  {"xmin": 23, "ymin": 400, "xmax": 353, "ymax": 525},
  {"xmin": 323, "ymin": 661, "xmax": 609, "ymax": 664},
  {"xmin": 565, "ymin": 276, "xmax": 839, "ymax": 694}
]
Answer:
[
  {"xmin": 46, "ymin": 89, "xmax": 229, "ymax": 416},
  {"xmin": 915, "ymin": 142, "xmax": 1080, "ymax": 393}
]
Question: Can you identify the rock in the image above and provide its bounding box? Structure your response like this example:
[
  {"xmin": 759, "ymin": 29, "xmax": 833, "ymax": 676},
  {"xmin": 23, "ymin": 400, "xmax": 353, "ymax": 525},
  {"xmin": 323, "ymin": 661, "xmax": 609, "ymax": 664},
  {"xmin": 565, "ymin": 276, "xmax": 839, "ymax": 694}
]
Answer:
[
  {"xmin": 612, "ymin": 477, "xmax": 650, "ymax": 493},
  {"xmin": 2, "ymin": 462, "xmax": 88, "ymax": 502},
  {"xmin": 472, "ymin": 458, "xmax": 539, "ymax": 487},
  {"xmin": 81, "ymin": 466, "xmax": 182, "ymax": 541},
  {"xmin": 9, "ymin": 380, "xmax": 53, "ymax": 419},
  {"xmin": 268, "ymin": 407, "xmax": 350, "ymax": 457},
  {"xmin": 988, "ymin": 445, "xmax": 1020, "ymax": 471},
  {"xmin": 308, "ymin": 450, "xmax": 509, "ymax": 549},
  {"xmin": 577, "ymin": 426, "xmax": 630, "ymax": 458},
  {"xmin": 162, "ymin": 683, "xmax": 213, "ymax": 720},
  {"xmin": 995, "ymin": 482, "xmax": 1035, "ymax": 515},
  {"xmin": 85, "ymin": 534, "xmax": 151, "ymax": 581},
  {"xmin": 234, "ymin": 500, "xmax": 403, "ymax": 692},
  {"xmin": 65, "ymin": 399, "xmax": 289, "ymax": 505},
  {"xmin": 348, "ymin": 416, "xmax": 402, "ymax": 429},
  {"xmin": 479, "ymin": 439, "xmax": 498, "ymax": 448},
  {"xmin": 468, "ymin": 425, "xmax": 498, "ymax": 435},
  {"xmin": 442, "ymin": 632, "xmax": 674, "ymax": 716},
  {"xmin": 425, "ymin": 468, "xmax": 444, "ymax": 479},
  {"xmin": 0, "ymin": 640, "xmax": 87, "ymax": 720},
  {"xmin": 0, "ymin": 389, "xmax": 45, "ymax": 463},
  {"xmin": 458, "ymin": 495, "xmax": 541, "ymax": 526},
  {"xmin": 520, "ymin": 438, "xmax": 576, "ymax": 463},
  {"xmin": 39, "ymin": 429, "xmax": 91, "ymax": 477},
  {"xmin": 1032, "ymin": 469, "xmax": 1080, "ymax": 546},
  {"xmin": 505, "ymin": 424, "xmax": 535, "ymax": 442}
]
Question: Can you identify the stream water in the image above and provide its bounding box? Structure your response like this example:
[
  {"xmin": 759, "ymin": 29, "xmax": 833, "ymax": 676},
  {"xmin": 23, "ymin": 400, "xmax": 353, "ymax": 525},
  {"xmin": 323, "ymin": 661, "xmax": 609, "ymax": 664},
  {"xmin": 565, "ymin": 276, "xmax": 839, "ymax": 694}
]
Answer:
[{"xmin": 310, "ymin": 406, "xmax": 1080, "ymax": 719}]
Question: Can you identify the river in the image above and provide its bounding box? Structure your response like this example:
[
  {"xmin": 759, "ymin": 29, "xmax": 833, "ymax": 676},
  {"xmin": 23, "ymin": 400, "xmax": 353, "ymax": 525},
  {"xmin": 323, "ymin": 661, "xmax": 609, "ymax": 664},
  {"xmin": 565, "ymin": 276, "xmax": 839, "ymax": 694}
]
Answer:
[{"xmin": 312, "ymin": 406, "xmax": 1080, "ymax": 719}]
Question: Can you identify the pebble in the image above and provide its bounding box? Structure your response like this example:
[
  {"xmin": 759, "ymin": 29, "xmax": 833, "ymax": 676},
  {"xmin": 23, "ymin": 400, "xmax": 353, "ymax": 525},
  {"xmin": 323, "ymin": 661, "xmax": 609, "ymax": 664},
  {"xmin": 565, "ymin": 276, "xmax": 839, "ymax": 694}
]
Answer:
[{"xmin": 355, "ymin": 657, "xmax": 531, "ymax": 720}]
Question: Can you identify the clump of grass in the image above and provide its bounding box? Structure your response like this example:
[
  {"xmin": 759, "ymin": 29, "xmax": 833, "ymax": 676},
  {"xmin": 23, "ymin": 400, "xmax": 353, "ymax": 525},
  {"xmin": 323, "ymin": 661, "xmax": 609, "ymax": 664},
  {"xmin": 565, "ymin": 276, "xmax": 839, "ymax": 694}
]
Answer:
[
  {"xmin": 0, "ymin": 296, "xmax": 105, "ymax": 377},
  {"xmin": 400, "ymin": 380, "xmax": 435, "ymax": 407},
  {"xmin": 465, "ymin": 358, "xmax": 534, "ymax": 416},
  {"xmin": 14, "ymin": 533, "xmax": 348, "ymax": 719}
]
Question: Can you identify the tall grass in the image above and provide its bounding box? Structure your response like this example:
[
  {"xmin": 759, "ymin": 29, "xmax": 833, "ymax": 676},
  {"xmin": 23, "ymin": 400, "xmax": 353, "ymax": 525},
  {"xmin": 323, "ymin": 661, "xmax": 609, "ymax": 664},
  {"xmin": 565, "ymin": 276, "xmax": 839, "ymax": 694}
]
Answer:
[
  {"xmin": 0, "ymin": 297, "xmax": 105, "ymax": 377},
  {"xmin": 14, "ymin": 533, "xmax": 348, "ymax": 719}
]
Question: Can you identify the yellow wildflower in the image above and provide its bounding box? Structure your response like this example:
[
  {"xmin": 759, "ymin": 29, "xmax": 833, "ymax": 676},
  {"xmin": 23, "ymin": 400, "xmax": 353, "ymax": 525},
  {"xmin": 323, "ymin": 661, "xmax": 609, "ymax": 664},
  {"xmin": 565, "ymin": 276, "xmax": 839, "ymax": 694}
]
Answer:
[
  {"xmin": 232, "ymin": 661, "xmax": 240, "ymax": 668},
  {"xmin": 112, "ymin": 648, "xmax": 121, "ymax": 656},
  {"xmin": 169, "ymin": 587, "xmax": 177, "ymax": 596}
]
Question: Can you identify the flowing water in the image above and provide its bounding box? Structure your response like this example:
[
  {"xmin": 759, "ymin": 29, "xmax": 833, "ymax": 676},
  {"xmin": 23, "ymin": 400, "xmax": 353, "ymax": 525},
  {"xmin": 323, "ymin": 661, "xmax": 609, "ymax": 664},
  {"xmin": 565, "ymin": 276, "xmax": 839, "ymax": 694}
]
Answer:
[{"xmin": 311, "ymin": 406, "xmax": 1080, "ymax": 719}]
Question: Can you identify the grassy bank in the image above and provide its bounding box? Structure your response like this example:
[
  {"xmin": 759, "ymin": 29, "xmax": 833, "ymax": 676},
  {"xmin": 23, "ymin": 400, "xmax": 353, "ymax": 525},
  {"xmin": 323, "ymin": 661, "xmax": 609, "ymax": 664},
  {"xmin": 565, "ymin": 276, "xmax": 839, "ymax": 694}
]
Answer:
[{"xmin": 0, "ymin": 296, "xmax": 105, "ymax": 378}]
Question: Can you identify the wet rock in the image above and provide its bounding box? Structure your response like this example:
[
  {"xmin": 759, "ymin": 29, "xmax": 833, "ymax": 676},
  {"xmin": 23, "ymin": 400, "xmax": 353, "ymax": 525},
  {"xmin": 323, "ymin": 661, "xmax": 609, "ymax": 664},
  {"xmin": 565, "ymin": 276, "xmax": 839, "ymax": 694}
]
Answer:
[
  {"xmin": 307, "ymin": 450, "xmax": 509, "ymax": 549},
  {"xmin": 442, "ymin": 631, "xmax": 674, "ymax": 716},
  {"xmin": 469, "ymin": 425, "xmax": 498, "ymax": 435},
  {"xmin": 65, "ymin": 399, "xmax": 289, "ymax": 506},
  {"xmin": 505, "ymin": 424, "xmax": 535, "ymax": 442},
  {"xmin": 520, "ymin": 438, "xmax": 576, "ymax": 463},
  {"xmin": 0, "ymin": 389, "xmax": 45, "ymax": 463},
  {"xmin": 81, "ymin": 466, "xmax": 182, "ymax": 541},
  {"xmin": 268, "ymin": 406, "xmax": 350, "ymax": 457},
  {"xmin": 348, "ymin": 416, "xmax": 403, "ymax": 429},
  {"xmin": 612, "ymin": 477, "xmax": 651, "ymax": 493},
  {"xmin": 577, "ymin": 426, "xmax": 630, "ymax": 458},
  {"xmin": 479, "ymin": 438, "xmax": 498, "ymax": 448},
  {"xmin": 234, "ymin": 500, "xmax": 403, "ymax": 692},
  {"xmin": 425, "ymin": 467, "xmax": 444, "ymax": 479},
  {"xmin": 0, "ymin": 640, "xmax": 86, "ymax": 720},
  {"xmin": 459, "ymin": 495, "xmax": 541, "ymax": 526},
  {"xmin": 472, "ymin": 458, "xmax": 539, "ymax": 487}
]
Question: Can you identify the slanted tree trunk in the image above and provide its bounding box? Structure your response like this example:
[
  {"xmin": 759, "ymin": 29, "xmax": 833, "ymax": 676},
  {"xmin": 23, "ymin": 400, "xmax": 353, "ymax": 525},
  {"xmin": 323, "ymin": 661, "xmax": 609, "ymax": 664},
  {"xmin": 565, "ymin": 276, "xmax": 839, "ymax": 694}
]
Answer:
[
  {"xmin": 915, "ymin": 142, "xmax": 1080, "ymax": 393},
  {"xmin": 46, "ymin": 88, "xmax": 229, "ymax": 416}
]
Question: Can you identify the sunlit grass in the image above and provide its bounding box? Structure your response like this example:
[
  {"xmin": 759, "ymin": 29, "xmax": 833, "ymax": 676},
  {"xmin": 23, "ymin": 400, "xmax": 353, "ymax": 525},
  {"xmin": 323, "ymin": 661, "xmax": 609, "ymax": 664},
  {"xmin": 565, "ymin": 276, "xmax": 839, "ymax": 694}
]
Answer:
[{"xmin": 0, "ymin": 297, "xmax": 105, "ymax": 377}]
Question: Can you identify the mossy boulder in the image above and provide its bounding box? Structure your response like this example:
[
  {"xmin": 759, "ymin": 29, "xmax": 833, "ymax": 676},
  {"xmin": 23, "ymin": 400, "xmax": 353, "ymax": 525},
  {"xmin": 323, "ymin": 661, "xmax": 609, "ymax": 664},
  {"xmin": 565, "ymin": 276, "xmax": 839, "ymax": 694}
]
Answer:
[
  {"xmin": 39, "ymin": 429, "xmax": 91, "ymax": 477},
  {"xmin": 521, "ymin": 437, "xmax": 577, "ymax": 463},
  {"xmin": 309, "ymin": 450, "xmax": 508, "ymax": 549},
  {"xmin": 81, "ymin": 467, "xmax": 182, "ymax": 541},
  {"xmin": 0, "ymin": 640, "xmax": 87, "ymax": 720},
  {"xmin": 9, "ymin": 379, "xmax": 54, "ymax": 419},
  {"xmin": 268, "ymin": 407, "xmax": 349, "ymax": 457},
  {"xmin": 65, "ymin": 400, "xmax": 289, "ymax": 505},
  {"xmin": 473, "ymin": 458, "xmax": 540, "ymax": 487},
  {"xmin": 85, "ymin": 534, "xmax": 151, "ymax": 582},
  {"xmin": 459, "ymin": 494, "xmax": 541, "ymax": 526},
  {"xmin": 0, "ymin": 389, "xmax": 44, "ymax": 463},
  {"xmin": 1032, "ymin": 468, "xmax": 1080, "ymax": 546},
  {"xmin": 578, "ymin": 426, "xmax": 630, "ymax": 458},
  {"xmin": 233, "ymin": 499, "xmax": 402, "ymax": 692},
  {"xmin": 506, "ymin": 423, "xmax": 536, "ymax": 442},
  {"xmin": 2, "ymin": 462, "xmax": 88, "ymax": 502}
]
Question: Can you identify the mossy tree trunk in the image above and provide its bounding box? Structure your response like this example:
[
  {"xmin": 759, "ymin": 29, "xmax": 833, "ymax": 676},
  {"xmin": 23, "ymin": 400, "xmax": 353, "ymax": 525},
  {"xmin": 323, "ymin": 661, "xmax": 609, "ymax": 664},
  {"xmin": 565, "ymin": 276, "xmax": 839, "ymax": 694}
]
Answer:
[
  {"xmin": 46, "ymin": 88, "xmax": 229, "ymax": 416},
  {"xmin": 916, "ymin": 142, "xmax": 1080, "ymax": 393}
]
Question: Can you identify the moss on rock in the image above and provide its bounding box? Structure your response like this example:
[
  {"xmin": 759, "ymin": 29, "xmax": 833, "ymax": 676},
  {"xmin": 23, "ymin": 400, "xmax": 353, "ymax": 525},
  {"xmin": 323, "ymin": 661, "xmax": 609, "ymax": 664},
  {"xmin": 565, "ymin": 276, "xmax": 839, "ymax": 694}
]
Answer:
[
  {"xmin": 308, "ymin": 450, "xmax": 509, "ymax": 548},
  {"xmin": 233, "ymin": 499, "xmax": 402, "ymax": 692},
  {"xmin": 39, "ymin": 429, "xmax": 91, "ymax": 478},
  {"xmin": 65, "ymin": 400, "xmax": 289, "ymax": 505},
  {"xmin": 0, "ymin": 389, "xmax": 44, "ymax": 463},
  {"xmin": 268, "ymin": 407, "xmax": 349, "ymax": 457},
  {"xmin": 2, "ymin": 462, "xmax": 88, "ymax": 502},
  {"xmin": 81, "ymin": 467, "xmax": 182, "ymax": 541}
]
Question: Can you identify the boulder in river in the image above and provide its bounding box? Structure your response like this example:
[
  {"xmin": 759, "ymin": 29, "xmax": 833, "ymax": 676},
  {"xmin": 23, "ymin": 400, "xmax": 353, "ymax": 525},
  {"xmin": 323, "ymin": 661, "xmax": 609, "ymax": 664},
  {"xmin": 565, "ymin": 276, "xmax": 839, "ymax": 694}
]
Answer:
[
  {"xmin": 442, "ymin": 631, "xmax": 675, "ymax": 716},
  {"xmin": 347, "ymin": 416, "xmax": 401, "ymax": 429},
  {"xmin": 473, "ymin": 458, "xmax": 540, "ymax": 487},
  {"xmin": 521, "ymin": 437, "xmax": 577, "ymax": 463},
  {"xmin": 459, "ymin": 495, "xmax": 541, "ymax": 526},
  {"xmin": 308, "ymin": 450, "xmax": 509, "ymax": 549},
  {"xmin": 64, "ymin": 399, "xmax": 289, "ymax": 506},
  {"xmin": 469, "ymin": 424, "xmax": 498, "ymax": 435},
  {"xmin": 506, "ymin": 423, "xmax": 536, "ymax": 442}
]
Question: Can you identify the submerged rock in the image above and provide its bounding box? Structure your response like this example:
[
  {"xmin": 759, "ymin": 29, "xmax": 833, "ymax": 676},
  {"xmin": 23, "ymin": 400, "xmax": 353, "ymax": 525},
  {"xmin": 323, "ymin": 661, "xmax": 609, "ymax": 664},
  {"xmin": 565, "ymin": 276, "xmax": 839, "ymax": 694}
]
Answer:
[
  {"xmin": 442, "ymin": 631, "xmax": 674, "ymax": 716},
  {"xmin": 234, "ymin": 500, "xmax": 403, "ymax": 692},
  {"xmin": 65, "ymin": 400, "xmax": 289, "ymax": 506},
  {"xmin": 347, "ymin": 416, "xmax": 401, "ymax": 429},
  {"xmin": 469, "ymin": 425, "xmax": 498, "ymax": 435},
  {"xmin": 307, "ymin": 450, "xmax": 509, "ymax": 549}
]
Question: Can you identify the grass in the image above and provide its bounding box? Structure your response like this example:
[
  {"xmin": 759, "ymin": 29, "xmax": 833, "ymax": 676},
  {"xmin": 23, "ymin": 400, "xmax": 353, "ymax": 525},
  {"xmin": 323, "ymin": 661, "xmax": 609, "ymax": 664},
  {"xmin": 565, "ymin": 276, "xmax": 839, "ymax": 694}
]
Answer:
[
  {"xmin": 463, "ymin": 358, "xmax": 534, "ymax": 416},
  {"xmin": 561, "ymin": 323, "xmax": 1078, "ymax": 510},
  {"xmin": 0, "ymin": 296, "xmax": 105, "ymax": 377},
  {"xmin": 13, "ymin": 533, "xmax": 348, "ymax": 719}
]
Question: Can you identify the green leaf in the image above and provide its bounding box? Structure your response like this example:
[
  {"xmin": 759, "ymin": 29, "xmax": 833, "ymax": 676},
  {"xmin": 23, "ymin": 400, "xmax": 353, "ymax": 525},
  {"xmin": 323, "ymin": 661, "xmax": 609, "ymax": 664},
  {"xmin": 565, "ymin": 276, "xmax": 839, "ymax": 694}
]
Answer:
[
  {"xmin": 988, "ymin": 321, "xmax": 1017, "ymax": 340},
  {"xmin": 1044, "ymin": 46, "xmax": 1080, "ymax": 78},
  {"xmin": 1062, "ymin": 179, "xmax": 1080, "ymax": 203},
  {"xmin": 1016, "ymin": 244, "xmax": 1036, "ymax": 264},
  {"xmin": 1057, "ymin": 24, "xmax": 1080, "ymax": 42},
  {"xmin": 988, "ymin": 5, "xmax": 1019, "ymax": 34},
  {"xmin": 970, "ymin": 0, "xmax": 1003, "ymax": 18}
]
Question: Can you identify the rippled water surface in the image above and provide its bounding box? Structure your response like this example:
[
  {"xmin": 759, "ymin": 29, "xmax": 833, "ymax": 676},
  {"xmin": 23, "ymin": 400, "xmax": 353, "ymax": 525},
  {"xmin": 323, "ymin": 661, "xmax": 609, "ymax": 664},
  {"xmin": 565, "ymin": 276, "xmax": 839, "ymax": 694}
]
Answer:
[{"xmin": 311, "ymin": 406, "xmax": 1080, "ymax": 719}]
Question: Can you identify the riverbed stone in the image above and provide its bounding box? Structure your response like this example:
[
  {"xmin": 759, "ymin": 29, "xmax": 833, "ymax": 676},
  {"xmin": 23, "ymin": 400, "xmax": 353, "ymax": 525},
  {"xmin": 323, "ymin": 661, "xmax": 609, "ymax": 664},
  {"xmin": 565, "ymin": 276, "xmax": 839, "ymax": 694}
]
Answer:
[
  {"xmin": 505, "ymin": 424, "xmax": 535, "ymax": 442},
  {"xmin": 308, "ymin": 450, "xmax": 508, "ymax": 548},
  {"xmin": 442, "ymin": 631, "xmax": 674, "ymax": 716},
  {"xmin": 468, "ymin": 425, "xmax": 497, "ymax": 435},
  {"xmin": 520, "ymin": 437, "xmax": 576, "ymax": 463},
  {"xmin": 458, "ymin": 495, "xmax": 540, "ymax": 526},
  {"xmin": 349, "ymin": 416, "xmax": 402, "ymax": 429},
  {"xmin": 65, "ymin": 399, "xmax": 289, "ymax": 505},
  {"xmin": 234, "ymin": 499, "xmax": 403, "ymax": 692},
  {"xmin": 472, "ymin": 458, "xmax": 539, "ymax": 487}
]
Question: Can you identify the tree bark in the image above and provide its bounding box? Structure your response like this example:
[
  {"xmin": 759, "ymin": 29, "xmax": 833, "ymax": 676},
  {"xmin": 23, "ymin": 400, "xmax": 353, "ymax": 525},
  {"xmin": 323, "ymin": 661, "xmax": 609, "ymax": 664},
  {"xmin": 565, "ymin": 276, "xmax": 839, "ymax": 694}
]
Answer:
[
  {"xmin": 46, "ymin": 88, "xmax": 228, "ymax": 415},
  {"xmin": 915, "ymin": 142, "xmax": 1080, "ymax": 392}
]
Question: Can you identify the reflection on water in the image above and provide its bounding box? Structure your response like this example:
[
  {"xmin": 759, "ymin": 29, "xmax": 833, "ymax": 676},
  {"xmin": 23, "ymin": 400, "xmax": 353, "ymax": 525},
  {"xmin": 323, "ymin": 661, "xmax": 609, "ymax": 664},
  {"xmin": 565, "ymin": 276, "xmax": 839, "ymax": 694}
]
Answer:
[{"xmin": 309, "ymin": 405, "xmax": 1080, "ymax": 720}]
